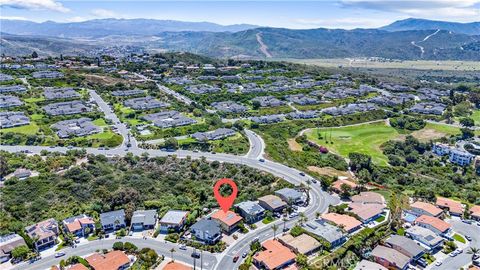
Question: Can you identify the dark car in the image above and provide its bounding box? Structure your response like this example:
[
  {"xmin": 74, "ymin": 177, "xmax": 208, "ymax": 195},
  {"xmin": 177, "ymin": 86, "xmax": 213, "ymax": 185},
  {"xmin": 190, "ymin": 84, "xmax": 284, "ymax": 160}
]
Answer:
[
  {"xmin": 233, "ymin": 256, "xmax": 239, "ymax": 263},
  {"xmin": 191, "ymin": 252, "xmax": 200, "ymax": 259}
]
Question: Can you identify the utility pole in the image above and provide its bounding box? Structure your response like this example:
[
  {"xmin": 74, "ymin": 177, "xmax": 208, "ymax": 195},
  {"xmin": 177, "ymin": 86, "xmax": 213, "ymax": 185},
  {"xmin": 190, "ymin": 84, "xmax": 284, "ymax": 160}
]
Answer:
[{"xmin": 200, "ymin": 250, "xmax": 203, "ymax": 270}]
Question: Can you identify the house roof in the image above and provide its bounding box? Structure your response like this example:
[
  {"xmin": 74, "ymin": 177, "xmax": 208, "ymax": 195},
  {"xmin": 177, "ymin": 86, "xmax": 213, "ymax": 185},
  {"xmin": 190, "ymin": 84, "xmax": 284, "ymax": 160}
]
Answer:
[
  {"xmin": 100, "ymin": 209, "xmax": 125, "ymax": 226},
  {"xmin": 160, "ymin": 210, "xmax": 189, "ymax": 225},
  {"xmin": 67, "ymin": 264, "xmax": 89, "ymax": 270},
  {"xmin": 385, "ymin": 235, "xmax": 425, "ymax": 258},
  {"xmin": 64, "ymin": 215, "xmax": 95, "ymax": 233},
  {"xmin": 351, "ymin": 192, "xmax": 385, "ymax": 205},
  {"xmin": 321, "ymin": 213, "xmax": 362, "ymax": 232},
  {"xmin": 436, "ymin": 197, "xmax": 463, "ymax": 214},
  {"xmin": 131, "ymin": 210, "xmax": 157, "ymax": 226},
  {"xmin": 85, "ymin": 251, "xmax": 130, "ymax": 270},
  {"xmin": 405, "ymin": 225, "xmax": 444, "ymax": 247},
  {"xmin": 258, "ymin": 195, "xmax": 287, "ymax": 209},
  {"xmin": 371, "ymin": 246, "xmax": 410, "ymax": 269},
  {"xmin": 275, "ymin": 188, "xmax": 303, "ymax": 201},
  {"xmin": 304, "ymin": 219, "xmax": 346, "ymax": 244},
  {"xmin": 348, "ymin": 203, "xmax": 385, "ymax": 221},
  {"xmin": 415, "ymin": 215, "xmax": 451, "ymax": 233},
  {"xmin": 278, "ymin": 233, "xmax": 321, "ymax": 255},
  {"xmin": 331, "ymin": 179, "xmax": 357, "ymax": 191},
  {"xmin": 354, "ymin": 260, "xmax": 388, "ymax": 270},
  {"xmin": 0, "ymin": 234, "xmax": 26, "ymax": 254},
  {"xmin": 25, "ymin": 218, "xmax": 58, "ymax": 241},
  {"xmin": 235, "ymin": 201, "xmax": 265, "ymax": 216},
  {"xmin": 190, "ymin": 219, "xmax": 221, "ymax": 236},
  {"xmin": 162, "ymin": 261, "xmax": 193, "ymax": 270},
  {"xmin": 410, "ymin": 201, "xmax": 443, "ymax": 216},
  {"xmin": 470, "ymin": 205, "xmax": 480, "ymax": 218},
  {"xmin": 211, "ymin": 210, "xmax": 243, "ymax": 227},
  {"xmin": 254, "ymin": 240, "xmax": 296, "ymax": 270}
]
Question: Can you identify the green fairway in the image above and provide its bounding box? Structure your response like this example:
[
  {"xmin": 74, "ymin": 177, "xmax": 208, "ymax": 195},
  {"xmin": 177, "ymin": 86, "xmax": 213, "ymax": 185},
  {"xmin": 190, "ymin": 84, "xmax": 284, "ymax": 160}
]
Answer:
[
  {"xmin": 92, "ymin": 118, "xmax": 108, "ymax": 126},
  {"xmin": 1, "ymin": 123, "xmax": 40, "ymax": 135},
  {"xmin": 305, "ymin": 122, "xmax": 399, "ymax": 166}
]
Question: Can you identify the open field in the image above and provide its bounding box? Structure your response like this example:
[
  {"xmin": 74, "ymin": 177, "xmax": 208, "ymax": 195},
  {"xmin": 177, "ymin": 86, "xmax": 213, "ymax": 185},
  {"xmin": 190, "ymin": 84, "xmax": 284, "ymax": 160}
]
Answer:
[
  {"xmin": 287, "ymin": 138, "xmax": 302, "ymax": 152},
  {"xmin": 305, "ymin": 122, "xmax": 399, "ymax": 166},
  {"xmin": 307, "ymin": 166, "xmax": 353, "ymax": 180},
  {"xmin": 0, "ymin": 123, "xmax": 40, "ymax": 135},
  {"xmin": 411, "ymin": 122, "xmax": 462, "ymax": 141},
  {"xmin": 281, "ymin": 58, "xmax": 480, "ymax": 71},
  {"xmin": 472, "ymin": 110, "xmax": 480, "ymax": 126}
]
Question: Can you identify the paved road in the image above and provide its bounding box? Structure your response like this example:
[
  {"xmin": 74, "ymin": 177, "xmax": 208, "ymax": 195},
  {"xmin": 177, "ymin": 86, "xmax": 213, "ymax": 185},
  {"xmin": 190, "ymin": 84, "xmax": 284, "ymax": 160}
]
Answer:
[
  {"xmin": 134, "ymin": 72, "xmax": 194, "ymax": 106},
  {"xmin": 430, "ymin": 220, "xmax": 480, "ymax": 270},
  {"xmin": 245, "ymin": 129, "xmax": 265, "ymax": 159},
  {"xmin": 88, "ymin": 89, "xmax": 137, "ymax": 149},
  {"xmin": 15, "ymin": 237, "xmax": 217, "ymax": 270}
]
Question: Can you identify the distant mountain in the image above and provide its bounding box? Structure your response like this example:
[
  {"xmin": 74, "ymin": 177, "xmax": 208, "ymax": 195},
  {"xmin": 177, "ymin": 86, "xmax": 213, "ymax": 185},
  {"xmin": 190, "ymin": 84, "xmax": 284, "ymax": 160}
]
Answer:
[
  {"xmin": 381, "ymin": 18, "xmax": 480, "ymax": 35},
  {"xmin": 0, "ymin": 19, "xmax": 259, "ymax": 37}
]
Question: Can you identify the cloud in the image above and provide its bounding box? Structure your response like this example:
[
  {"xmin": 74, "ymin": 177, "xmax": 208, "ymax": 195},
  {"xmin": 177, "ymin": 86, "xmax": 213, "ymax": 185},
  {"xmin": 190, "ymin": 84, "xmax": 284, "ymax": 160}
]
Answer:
[
  {"xmin": 339, "ymin": 0, "xmax": 480, "ymax": 20},
  {"xmin": 293, "ymin": 17, "xmax": 393, "ymax": 29},
  {"xmin": 0, "ymin": 15, "xmax": 29, "ymax": 20},
  {"xmin": 90, "ymin": 8, "xmax": 116, "ymax": 18},
  {"xmin": 0, "ymin": 0, "xmax": 70, "ymax": 12}
]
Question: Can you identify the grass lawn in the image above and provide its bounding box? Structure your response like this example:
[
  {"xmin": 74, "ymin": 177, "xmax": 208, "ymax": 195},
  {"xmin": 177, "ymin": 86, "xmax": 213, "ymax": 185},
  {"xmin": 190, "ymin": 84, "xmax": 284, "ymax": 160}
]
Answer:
[
  {"xmin": 262, "ymin": 217, "xmax": 274, "ymax": 224},
  {"xmin": 24, "ymin": 97, "xmax": 45, "ymax": 103},
  {"xmin": 471, "ymin": 110, "xmax": 480, "ymax": 126},
  {"xmin": 30, "ymin": 114, "xmax": 44, "ymax": 121},
  {"xmin": 305, "ymin": 122, "xmax": 399, "ymax": 166},
  {"xmin": 397, "ymin": 228, "xmax": 405, "ymax": 236},
  {"xmin": 375, "ymin": 215, "xmax": 386, "ymax": 223},
  {"xmin": 453, "ymin": 233, "xmax": 466, "ymax": 244},
  {"xmin": 92, "ymin": 118, "xmax": 108, "ymax": 126},
  {"xmin": 1, "ymin": 122, "xmax": 40, "ymax": 135}
]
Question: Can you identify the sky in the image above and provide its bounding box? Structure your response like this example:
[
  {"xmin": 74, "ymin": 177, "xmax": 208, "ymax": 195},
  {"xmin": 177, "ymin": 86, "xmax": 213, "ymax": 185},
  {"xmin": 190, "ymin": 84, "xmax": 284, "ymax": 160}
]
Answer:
[{"xmin": 1, "ymin": 0, "xmax": 479, "ymax": 29}]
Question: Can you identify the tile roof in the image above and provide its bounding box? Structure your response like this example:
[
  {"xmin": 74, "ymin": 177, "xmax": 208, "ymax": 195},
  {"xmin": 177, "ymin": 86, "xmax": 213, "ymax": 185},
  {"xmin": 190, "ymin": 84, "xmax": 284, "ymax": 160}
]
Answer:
[
  {"xmin": 162, "ymin": 261, "xmax": 193, "ymax": 270},
  {"xmin": 436, "ymin": 197, "xmax": 463, "ymax": 215},
  {"xmin": 470, "ymin": 205, "xmax": 480, "ymax": 218},
  {"xmin": 321, "ymin": 213, "xmax": 362, "ymax": 232},
  {"xmin": 371, "ymin": 245, "xmax": 410, "ymax": 269},
  {"xmin": 211, "ymin": 210, "xmax": 243, "ymax": 227},
  {"xmin": 331, "ymin": 179, "xmax": 357, "ymax": 191},
  {"xmin": 410, "ymin": 201, "xmax": 443, "ymax": 217},
  {"xmin": 351, "ymin": 192, "xmax": 385, "ymax": 205},
  {"xmin": 278, "ymin": 233, "xmax": 321, "ymax": 255},
  {"xmin": 67, "ymin": 264, "xmax": 89, "ymax": 270},
  {"xmin": 415, "ymin": 215, "xmax": 451, "ymax": 233},
  {"xmin": 254, "ymin": 240, "xmax": 296, "ymax": 270},
  {"xmin": 354, "ymin": 259, "xmax": 388, "ymax": 270},
  {"xmin": 85, "ymin": 251, "xmax": 130, "ymax": 270},
  {"xmin": 348, "ymin": 203, "xmax": 385, "ymax": 221}
]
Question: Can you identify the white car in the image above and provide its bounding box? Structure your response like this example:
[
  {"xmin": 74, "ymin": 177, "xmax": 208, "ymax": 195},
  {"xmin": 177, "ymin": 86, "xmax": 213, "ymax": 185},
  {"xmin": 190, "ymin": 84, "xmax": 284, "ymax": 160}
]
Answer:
[
  {"xmin": 435, "ymin": 261, "xmax": 442, "ymax": 266},
  {"xmin": 179, "ymin": 244, "xmax": 187, "ymax": 250}
]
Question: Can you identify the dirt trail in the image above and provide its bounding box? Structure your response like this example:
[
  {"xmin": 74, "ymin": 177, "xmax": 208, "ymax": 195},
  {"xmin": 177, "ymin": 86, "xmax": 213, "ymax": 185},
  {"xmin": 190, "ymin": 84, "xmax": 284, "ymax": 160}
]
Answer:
[{"xmin": 256, "ymin": 32, "xmax": 272, "ymax": 58}]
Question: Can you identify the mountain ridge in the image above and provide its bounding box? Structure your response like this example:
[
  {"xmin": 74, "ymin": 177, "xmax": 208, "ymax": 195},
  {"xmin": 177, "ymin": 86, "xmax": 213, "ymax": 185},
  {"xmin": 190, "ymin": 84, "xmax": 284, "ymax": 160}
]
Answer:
[{"xmin": 381, "ymin": 18, "xmax": 480, "ymax": 35}]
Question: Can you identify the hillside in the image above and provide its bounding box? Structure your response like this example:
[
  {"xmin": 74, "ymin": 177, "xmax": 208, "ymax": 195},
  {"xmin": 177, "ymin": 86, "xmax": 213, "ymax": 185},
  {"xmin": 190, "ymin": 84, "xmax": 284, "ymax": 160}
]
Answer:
[{"xmin": 381, "ymin": 18, "xmax": 480, "ymax": 36}]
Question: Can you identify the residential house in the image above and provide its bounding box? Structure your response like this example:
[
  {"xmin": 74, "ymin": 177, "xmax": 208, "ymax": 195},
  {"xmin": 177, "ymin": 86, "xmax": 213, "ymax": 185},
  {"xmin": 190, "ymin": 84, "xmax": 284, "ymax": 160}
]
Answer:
[
  {"xmin": 321, "ymin": 213, "xmax": 362, "ymax": 233},
  {"xmin": 448, "ymin": 149, "xmax": 475, "ymax": 167},
  {"xmin": 436, "ymin": 197, "xmax": 464, "ymax": 216},
  {"xmin": 66, "ymin": 264, "xmax": 89, "ymax": 270},
  {"xmin": 384, "ymin": 235, "xmax": 425, "ymax": 261},
  {"xmin": 470, "ymin": 205, "xmax": 480, "ymax": 221},
  {"xmin": 85, "ymin": 250, "xmax": 130, "ymax": 270},
  {"xmin": 304, "ymin": 219, "xmax": 346, "ymax": 248},
  {"xmin": 253, "ymin": 240, "xmax": 296, "ymax": 270},
  {"xmin": 278, "ymin": 233, "xmax": 321, "ymax": 255},
  {"xmin": 210, "ymin": 210, "xmax": 243, "ymax": 234},
  {"xmin": 190, "ymin": 219, "xmax": 222, "ymax": 244},
  {"xmin": 405, "ymin": 225, "xmax": 444, "ymax": 251},
  {"xmin": 211, "ymin": 101, "xmax": 247, "ymax": 113},
  {"xmin": 111, "ymin": 90, "xmax": 145, "ymax": 97},
  {"xmin": 63, "ymin": 214, "xmax": 95, "ymax": 238},
  {"xmin": 0, "ymin": 85, "xmax": 27, "ymax": 94},
  {"xmin": 142, "ymin": 111, "xmax": 196, "ymax": 128},
  {"xmin": 191, "ymin": 128, "xmax": 236, "ymax": 141},
  {"xmin": 44, "ymin": 87, "xmax": 80, "ymax": 100},
  {"xmin": 286, "ymin": 111, "xmax": 318, "ymax": 119},
  {"xmin": 331, "ymin": 179, "xmax": 357, "ymax": 193},
  {"xmin": 250, "ymin": 115, "xmax": 284, "ymax": 124},
  {"xmin": 414, "ymin": 215, "xmax": 452, "ymax": 237},
  {"xmin": 124, "ymin": 96, "xmax": 169, "ymax": 110},
  {"xmin": 100, "ymin": 210, "xmax": 126, "ymax": 231},
  {"xmin": 13, "ymin": 168, "xmax": 32, "ymax": 179},
  {"xmin": 159, "ymin": 210, "xmax": 188, "ymax": 233},
  {"xmin": 0, "ymin": 112, "xmax": 30, "ymax": 128},
  {"xmin": 131, "ymin": 210, "xmax": 158, "ymax": 231},
  {"xmin": 251, "ymin": 96, "xmax": 285, "ymax": 107},
  {"xmin": 163, "ymin": 261, "xmax": 193, "ymax": 270},
  {"xmin": 25, "ymin": 218, "xmax": 59, "ymax": 250},
  {"xmin": 0, "ymin": 234, "xmax": 26, "ymax": 263},
  {"xmin": 43, "ymin": 101, "xmax": 91, "ymax": 116},
  {"xmin": 410, "ymin": 201, "xmax": 443, "ymax": 218},
  {"xmin": 51, "ymin": 118, "xmax": 101, "ymax": 138},
  {"xmin": 0, "ymin": 95, "xmax": 23, "ymax": 108},
  {"xmin": 348, "ymin": 203, "xmax": 385, "ymax": 224},
  {"xmin": 371, "ymin": 245, "xmax": 410, "ymax": 270},
  {"xmin": 275, "ymin": 188, "xmax": 304, "ymax": 205},
  {"xmin": 235, "ymin": 201, "xmax": 265, "ymax": 224},
  {"xmin": 32, "ymin": 71, "xmax": 64, "ymax": 79},
  {"xmin": 351, "ymin": 192, "xmax": 386, "ymax": 205},
  {"xmin": 408, "ymin": 102, "xmax": 446, "ymax": 115},
  {"xmin": 354, "ymin": 260, "xmax": 388, "ymax": 270},
  {"xmin": 258, "ymin": 195, "xmax": 287, "ymax": 212},
  {"xmin": 0, "ymin": 73, "xmax": 13, "ymax": 82}
]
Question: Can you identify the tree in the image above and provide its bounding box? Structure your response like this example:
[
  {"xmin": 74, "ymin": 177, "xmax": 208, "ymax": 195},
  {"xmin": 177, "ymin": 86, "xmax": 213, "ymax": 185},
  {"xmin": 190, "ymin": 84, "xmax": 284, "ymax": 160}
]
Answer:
[
  {"xmin": 461, "ymin": 128, "xmax": 474, "ymax": 139},
  {"xmin": 11, "ymin": 245, "xmax": 30, "ymax": 260},
  {"xmin": 164, "ymin": 138, "xmax": 178, "ymax": 149},
  {"xmin": 31, "ymin": 51, "xmax": 38, "ymax": 59},
  {"xmin": 169, "ymin": 247, "xmax": 176, "ymax": 261},
  {"xmin": 468, "ymin": 247, "xmax": 480, "ymax": 261},
  {"xmin": 123, "ymin": 242, "xmax": 138, "ymax": 253},
  {"xmin": 113, "ymin": 241, "xmax": 124, "ymax": 250},
  {"xmin": 296, "ymin": 254, "xmax": 308, "ymax": 268},
  {"xmin": 339, "ymin": 183, "xmax": 352, "ymax": 198},
  {"xmin": 460, "ymin": 117, "xmax": 475, "ymax": 128},
  {"xmin": 271, "ymin": 224, "xmax": 279, "ymax": 239},
  {"xmin": 252, "ymin": 100, "xmax": 261, "ymax": 110}
]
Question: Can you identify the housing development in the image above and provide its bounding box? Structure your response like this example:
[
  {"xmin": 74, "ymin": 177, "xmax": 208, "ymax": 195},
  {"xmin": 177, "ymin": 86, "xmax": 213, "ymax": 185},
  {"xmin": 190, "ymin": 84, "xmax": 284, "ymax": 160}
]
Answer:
[{"xmin": 0, "ymin": 12, "xmax": 479, "ymax": 270}]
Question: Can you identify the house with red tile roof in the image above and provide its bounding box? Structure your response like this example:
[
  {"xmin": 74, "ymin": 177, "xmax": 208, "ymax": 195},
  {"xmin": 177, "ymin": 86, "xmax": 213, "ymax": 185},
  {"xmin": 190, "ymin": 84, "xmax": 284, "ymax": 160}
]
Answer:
[
  {"xmin": 331, "ymin": 179, "xmax": 357, "ymax": 193},
  {"xmin": 351, "ymin": 192, "xmax": 385, "ymax": 205},
  {"xmin": 210, "ymin": 210, "xmax": 243, "ymax": 234},
  {"xmin": 436, "ymin": 197, "xmax": 464, "ymax": 216},
  {"xmin": 410, "ymin": 201, "xmax": 443, "ymax": 218},
  {"xmin": 470, "ymin": 205, "xmax": 480, "ymax": 221},
  {"xmin": 321, "ymin": 213, "xmax": 362, "ymax": 233},
  {"xmin": 253, "ymin": 240, "xmax": 296, "ymax": 270},
  {"xmin": 67, "ymin": 264, "xmax": 89, "ymax": 270},
  {"xmin": 85, "ymin": 250, "xmax": 131, "ymax": 270},
  {"xmin": 63, "ymin": 214, "xmax": 95, "ymax": 238},
  {"xmin": 348, "ymin": 203, "xmax": 386, "ymax": 224},
  {"xmin": 162, "ymin": 261, "xmax": 192, "ymax": 270},
  {"xmin": 415, "ymin": 215, "xmax": 452, "ymax": 237}
]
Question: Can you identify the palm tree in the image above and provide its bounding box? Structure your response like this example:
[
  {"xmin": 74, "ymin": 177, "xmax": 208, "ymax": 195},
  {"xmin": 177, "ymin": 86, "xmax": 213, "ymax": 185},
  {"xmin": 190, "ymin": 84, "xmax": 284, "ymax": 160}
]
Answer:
[
  {"xmin": 169, "ymin": 248, "xmax": 176, "ymax": 262},
  {"xmin": 282, "ymin": 217, "xmax": 288, "ymax": 232},
  {"xmin": 467, "ymin": 247, "xmax": 480, "ymax": 261},
  {"xmin": 298, "ymin": 212, "xmax": 307, "ymax": 226},
  {"xmin": 272, "ymin": 224, "xmax": 279, "ymax": 239}
]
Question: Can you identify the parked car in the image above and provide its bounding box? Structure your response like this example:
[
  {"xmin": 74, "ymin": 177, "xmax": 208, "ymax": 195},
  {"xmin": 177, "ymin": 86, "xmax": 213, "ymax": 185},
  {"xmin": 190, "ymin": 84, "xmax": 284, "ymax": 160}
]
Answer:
[
  {"xmin": 242, "ymin": 252, "xmax": 248, "ymax": 258},
  {"xmin": 191, "ymin": 252, "xmax": 200, "ymax": 258},
  {"xmin": 435, "ymin": 260, "xmax": 442, "ymax": 266},
  {"xmin": 299, "ymin": 172, "xmax": 306, "ymax": 176},
  {"xmin": 466, "ymin": 235, "xmax": 472, "ymax": 241},
  {"xmin": 233, "ymin": 256, "xmax": 239, "ymax": 263},
  {"xmin": 259, "ymin": 158, "xmax": 265, "ymax": 162},
  {"xmin": 179, "ymin": 244, "xmax": 187, "ymax": 250},
  {"xmin": 54, "ymin": 252, "xmax": 65, "ymax": 258},
  {"xmin": 462, "ymin": 219, "xmax": 473, "ymax": 224}
]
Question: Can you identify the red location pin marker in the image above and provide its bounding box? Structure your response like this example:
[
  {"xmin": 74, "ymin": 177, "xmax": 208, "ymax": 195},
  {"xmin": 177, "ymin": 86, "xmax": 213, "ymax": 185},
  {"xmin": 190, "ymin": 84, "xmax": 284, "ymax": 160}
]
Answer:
[{"xmin": 213, "ymin": 178, "xmax": 238, "ymax": 213}]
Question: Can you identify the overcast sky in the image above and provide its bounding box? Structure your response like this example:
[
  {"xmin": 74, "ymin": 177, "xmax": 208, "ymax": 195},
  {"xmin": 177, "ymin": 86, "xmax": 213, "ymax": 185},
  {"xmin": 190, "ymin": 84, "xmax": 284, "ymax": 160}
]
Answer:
[{"xmin": 1, "ymin": 0, "xmax": 479, "ymax": 29}]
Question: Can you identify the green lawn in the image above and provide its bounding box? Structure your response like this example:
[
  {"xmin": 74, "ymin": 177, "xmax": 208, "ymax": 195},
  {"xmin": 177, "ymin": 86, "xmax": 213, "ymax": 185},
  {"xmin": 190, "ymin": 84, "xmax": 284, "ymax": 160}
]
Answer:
[
  {"xmin": 471, "ymin": 110, "xmax": 480, "ymax": 126},
  {"xmin": 453, "ymin": 233, "xmax": 466, "ymax": 244},
  {"xmin": 1, "ymin": 123, "xmax": 40, "ymax": 135},
  {"xmin": 305, "ymin": 122, "xmax": 399, "ymax": 166},
  {"xmin": 92, "ymin": 118, "xmax": 108, "ymax": 127},
  {"xmin": 24, "ymin": 97, "xmax": 45, "ymax": 103},
  {"xmin": 425, "ymin": 123, "xmax": 461, "ymax": 136}
]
